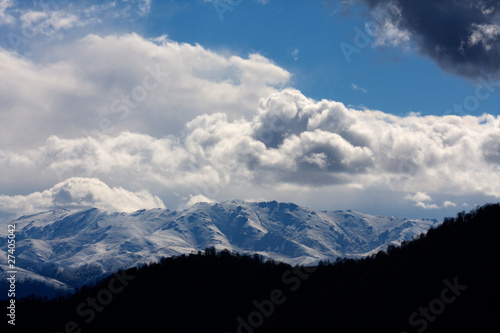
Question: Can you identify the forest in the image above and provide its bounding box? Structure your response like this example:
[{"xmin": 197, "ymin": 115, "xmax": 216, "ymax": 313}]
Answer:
[{"xmin": 2, "ymin": 203, "xmax": 499, "ymax": 332}]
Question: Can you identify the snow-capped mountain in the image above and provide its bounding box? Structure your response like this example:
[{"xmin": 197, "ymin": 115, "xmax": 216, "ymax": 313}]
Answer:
[{"xmin": 0, "ymin": 200, "xmax": 439, "ymax": 292}]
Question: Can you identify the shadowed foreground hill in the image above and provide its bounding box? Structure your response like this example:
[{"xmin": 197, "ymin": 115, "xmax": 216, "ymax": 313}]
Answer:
[{"xmin": 5, "ymin": 204, "xmax": 500, "ymax": 332}]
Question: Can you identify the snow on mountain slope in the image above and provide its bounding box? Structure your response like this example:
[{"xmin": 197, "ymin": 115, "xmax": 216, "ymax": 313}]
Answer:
[
  {"xmin": 0, "ymin": 200, "xmax": 439, "ymax": 292},
  {"xmin": 0, "ymin": 260, "xmax": 72, "ymax": 292}
]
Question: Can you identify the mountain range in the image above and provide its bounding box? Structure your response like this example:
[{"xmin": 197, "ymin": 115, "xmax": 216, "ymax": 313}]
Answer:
[
  {"xmin": 0, "ymin": 200, "xmax": 438, "ymax": 294},
  {"xmin": 8, "ymin": 203, "xmax": 499, "ymax": 333}
]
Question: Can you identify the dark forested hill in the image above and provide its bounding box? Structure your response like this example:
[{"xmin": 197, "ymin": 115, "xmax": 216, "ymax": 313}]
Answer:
[{"xmin": 4, "ymin": 204, "xmax": 500, "ymax": 332}]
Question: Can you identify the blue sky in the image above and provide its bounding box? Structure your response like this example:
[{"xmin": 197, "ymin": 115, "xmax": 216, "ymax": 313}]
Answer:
[
  {"xmin": 3, "ymin": 0, "xmax": 497, "ymax": 117},
  {"xmin": 1, "ymin": 0, "xmax": 500, "ymax": 220},
  {"xmin": 140, "ymin": 0, "xmax": 499, "ymax": 117}
]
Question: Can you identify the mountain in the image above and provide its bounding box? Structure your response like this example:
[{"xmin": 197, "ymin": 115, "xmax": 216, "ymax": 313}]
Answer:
[
  {"xmin": 7, "ymin": 203, "xmax": 499, "ymax": 333},
  {"xmin": 0, "ymin": 200, "xmax": 438, "ymax": 294}
]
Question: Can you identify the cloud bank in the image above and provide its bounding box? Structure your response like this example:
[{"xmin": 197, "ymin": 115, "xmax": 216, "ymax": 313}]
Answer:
[
  {"xmin": 1, "ymin": 86, "xmax": 500, "ymax": 217},
  {"xmin": 0, "ymin": 30, "xmax": 499, "ymax": 219}
]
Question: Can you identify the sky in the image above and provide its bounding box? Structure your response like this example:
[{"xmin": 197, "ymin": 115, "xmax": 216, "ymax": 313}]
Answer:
[{"xmin": 0, "ymin": 0, "xmax": 499, "ymax": 221}]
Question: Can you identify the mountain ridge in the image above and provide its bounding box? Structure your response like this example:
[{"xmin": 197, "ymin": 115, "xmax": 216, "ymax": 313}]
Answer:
[{"xmin": 0, "ymin": 200, "xmax": 439, "ymax": 295}]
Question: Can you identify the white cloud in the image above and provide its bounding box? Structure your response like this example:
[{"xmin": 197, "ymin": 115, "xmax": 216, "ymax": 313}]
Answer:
[
  {"xmin": 0, "ymin": 0, "xmax": 14, "ymax": 25},
  {"xmin": 0, "ymin": 33, "xmax": 290, "ymax": 150},
  {"xmin": 92, "ymin": 0, "xmax": 152, "ymax": 18},
  {"xmin": 138, "ymin": 0, "xmax": 152, "ymax": 15},
  {"xmin": 374, "ymin": 21, "xmax": 411, "ymax": 47},
  {"xmin": 469, "ymin": 23, "xmax": 500, "ymax": 50},
  {"xmin": 416, "ymin": 202, "xmax": 440, "ymax": 210},
  {"xmin": 84, "ymin": 2, "xmax": 118, "ymax": 16},
  {"xmin": 19, "ymin": 10, "xmax": 93, "ymax": 38},
  {"xmin": 0, "ymin": 177, "xmax": 165, "ymax": 215},
  {"xmin": 187, "ymin": 194, "xmax": 217, "ymax": 207},
  {"xmin": 288, "ymin": 47, "xmax": 299, "ymax": 61},
  {"xmin": 367, "ymin": 2, "xmax": 412, "ymax": 48},
  {"xmin": 443, "ymin": 201, "xmax": 457, "ymax": 208},
  {"xmin": 405, "ymin": 193, "xmax": 458, "ymax": 210},
  {"xmin": 351, "ymin": 83, "xmax": 367, "ymax": 93},
  {"xmin": 82, "ymin": 1, "xmax": 148, "ymax": 21},
  {"xmin": 405, "ymin": 192, "xmax": 432, "ymax": 203},
  {"xmin": 404, "ymin": 192, "xmax": 438, "ymax": 209}
]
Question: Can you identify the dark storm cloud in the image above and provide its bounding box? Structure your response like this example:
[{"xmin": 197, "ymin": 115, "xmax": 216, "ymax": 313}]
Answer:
[{"xmin": 357, "ymin": 0, "xmax": 500, "ymax": 79}]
